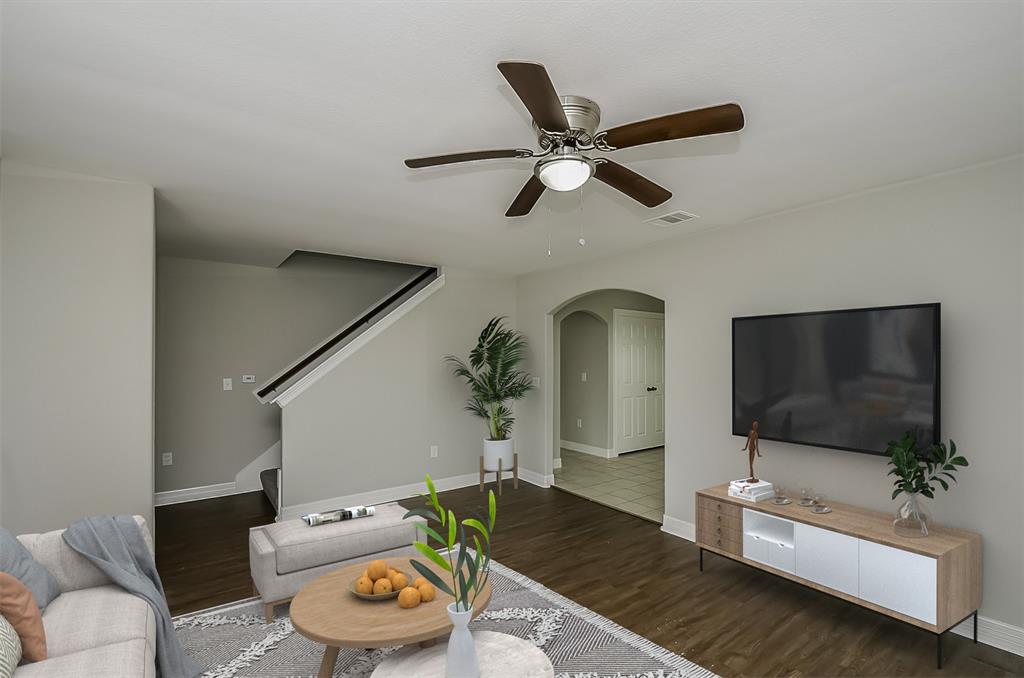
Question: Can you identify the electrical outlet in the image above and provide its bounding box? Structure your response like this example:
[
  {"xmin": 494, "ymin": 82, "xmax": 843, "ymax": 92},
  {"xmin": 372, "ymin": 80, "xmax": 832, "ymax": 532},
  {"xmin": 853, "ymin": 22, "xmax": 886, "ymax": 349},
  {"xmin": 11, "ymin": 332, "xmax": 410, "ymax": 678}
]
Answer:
[
  {"xmin": 161, "ymin": 452, "xmax": 173, "ymax": 467},
  {"xmin": 222, "ymin": 377, "xmax": 233, "ymax": 391},
  {"xmin": 531, "ymin": 376, "xmax": 541, "ymax": 388},
  {"xmin": 430, "ymin": 445, "xmax": 439, "ymax": 459},
  {"xmin": 581, "ymin": 371, "xmax": 588, "ymax": 382},
  {"xmin": 577, "ymin": 418, "xmax": 583, "ymax": 429},
  {"xmin": 241, "ymin": 374, "xmax": 256, "ymax": 384}
]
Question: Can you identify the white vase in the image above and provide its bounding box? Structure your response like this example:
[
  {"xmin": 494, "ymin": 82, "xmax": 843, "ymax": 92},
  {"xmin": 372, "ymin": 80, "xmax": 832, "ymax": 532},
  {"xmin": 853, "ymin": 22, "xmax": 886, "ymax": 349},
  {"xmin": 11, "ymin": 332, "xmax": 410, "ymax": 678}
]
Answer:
[
  {"xmin": 482, "ymin": 438, "xmax": 514, "ymax": 471},
  {"xmin": 445, "ymin": 601, "xmax": 479, "ymax": 678}
]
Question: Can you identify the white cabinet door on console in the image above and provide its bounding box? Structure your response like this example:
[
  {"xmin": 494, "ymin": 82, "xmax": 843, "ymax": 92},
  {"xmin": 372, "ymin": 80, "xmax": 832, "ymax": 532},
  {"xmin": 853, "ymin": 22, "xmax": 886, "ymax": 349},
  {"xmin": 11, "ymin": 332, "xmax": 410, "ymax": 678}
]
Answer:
[
  {"xmin": 794, "ymin": 523, "xmax": 859, "ymax": 596},
  {"xmin": 858, "ymin": 539, "xmax": 936, "ymax": 625}
]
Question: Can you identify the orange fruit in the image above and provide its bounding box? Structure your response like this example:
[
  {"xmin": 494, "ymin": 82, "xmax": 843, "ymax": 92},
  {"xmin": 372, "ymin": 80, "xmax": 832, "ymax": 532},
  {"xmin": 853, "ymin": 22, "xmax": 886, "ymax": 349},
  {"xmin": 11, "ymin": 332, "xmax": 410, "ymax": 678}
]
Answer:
[
  {"xmin": 412, "ymin": 577, "xmax": 428, "ymax": 588},
  {"xmin": 372, "ymin": 578, "xmax": 393, "ymax": 595},
  {"xmin": 355, "ymin": 576, "xmax": 373, "ymax": 595},
  {"xmin": 390, "ymin": 572, "xmax": 409, "ymax": 591},
  {"xmin": 397, "ymin": 586, "xmax": 421, "ymax": 609},
  {"xmin": 417, "ymin": 582, "xmax": 436, "ymax": 602},
  {"xmin": 367, "ymin": 560, "xmax": 388, "ymax": 581}
]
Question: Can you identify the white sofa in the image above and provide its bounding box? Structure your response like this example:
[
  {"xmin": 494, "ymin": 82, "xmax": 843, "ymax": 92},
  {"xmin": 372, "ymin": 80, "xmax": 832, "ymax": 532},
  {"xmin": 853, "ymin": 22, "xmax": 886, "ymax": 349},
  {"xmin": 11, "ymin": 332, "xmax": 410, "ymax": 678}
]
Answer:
[{"xmin": 13, "ymin": 516, "xmax": 156, "ymax": 678}]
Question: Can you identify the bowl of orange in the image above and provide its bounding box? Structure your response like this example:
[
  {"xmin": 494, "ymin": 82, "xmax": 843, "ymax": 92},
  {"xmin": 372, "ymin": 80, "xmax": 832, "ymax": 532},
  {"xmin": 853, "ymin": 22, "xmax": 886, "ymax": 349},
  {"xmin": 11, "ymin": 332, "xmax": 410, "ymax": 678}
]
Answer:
[{"xmin": 349, "ymin": 560, "xmax": 408, "ymax": 601}]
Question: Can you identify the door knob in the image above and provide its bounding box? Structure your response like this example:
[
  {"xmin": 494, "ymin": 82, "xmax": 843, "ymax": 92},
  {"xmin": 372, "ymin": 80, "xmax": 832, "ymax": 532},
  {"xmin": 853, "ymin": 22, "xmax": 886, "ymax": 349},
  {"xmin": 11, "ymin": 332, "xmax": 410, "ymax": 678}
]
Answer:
[{"xmin": 646, "ymin": 386, "xmax": 657, "ymax": 392}]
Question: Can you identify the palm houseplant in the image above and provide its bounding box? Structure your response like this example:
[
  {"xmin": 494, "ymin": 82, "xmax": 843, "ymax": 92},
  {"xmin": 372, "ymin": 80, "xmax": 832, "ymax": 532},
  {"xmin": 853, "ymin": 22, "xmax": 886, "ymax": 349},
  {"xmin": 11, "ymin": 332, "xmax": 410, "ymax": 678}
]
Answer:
[
  {"xmin": 404, "ymin": 474, "xmax": 497, "ymax": 678},
  {"xmin": 446, "ymin": 316, "xmax": 534, "ymax": 472},
  {"xmin": 886, "ymin": 431, "xmax": 968, "ymax": 537}
]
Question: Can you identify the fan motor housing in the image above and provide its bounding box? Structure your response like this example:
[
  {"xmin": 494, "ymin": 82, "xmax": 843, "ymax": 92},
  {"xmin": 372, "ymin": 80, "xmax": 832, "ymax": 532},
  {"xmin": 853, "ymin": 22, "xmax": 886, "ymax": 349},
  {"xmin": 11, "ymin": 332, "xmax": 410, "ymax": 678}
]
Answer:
[{"xmin": 534, "ymin": 95, "xmax": 601, "ymax": 150}]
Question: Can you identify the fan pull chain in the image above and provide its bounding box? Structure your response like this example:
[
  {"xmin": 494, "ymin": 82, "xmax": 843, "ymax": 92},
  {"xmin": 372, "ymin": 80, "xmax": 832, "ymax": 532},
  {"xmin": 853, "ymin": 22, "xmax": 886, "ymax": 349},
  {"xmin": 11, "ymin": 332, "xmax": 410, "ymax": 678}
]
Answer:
[
  {"xmin": 577, "ymin": 186, "xmax": 586, "ymax": 247},
  {"xmin": 546, "ymin": 202, "xmax": 552, "ymax": 256}
]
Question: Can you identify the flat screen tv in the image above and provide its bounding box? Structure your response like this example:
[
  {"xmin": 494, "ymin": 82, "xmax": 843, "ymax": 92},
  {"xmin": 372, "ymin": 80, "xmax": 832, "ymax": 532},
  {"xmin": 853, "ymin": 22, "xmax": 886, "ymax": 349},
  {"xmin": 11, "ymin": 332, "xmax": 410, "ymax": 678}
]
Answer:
[{"xmin": 732, "ymin": 303, "xmax": 940, "ymax": 455}]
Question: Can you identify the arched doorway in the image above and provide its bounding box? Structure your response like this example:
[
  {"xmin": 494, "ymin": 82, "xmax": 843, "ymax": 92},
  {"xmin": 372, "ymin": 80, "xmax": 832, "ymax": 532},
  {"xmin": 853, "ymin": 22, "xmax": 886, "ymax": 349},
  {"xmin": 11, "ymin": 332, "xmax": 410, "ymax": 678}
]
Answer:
[{"xmin": 551, "ymin": 289, "xmax": 665, "ymax": 523}]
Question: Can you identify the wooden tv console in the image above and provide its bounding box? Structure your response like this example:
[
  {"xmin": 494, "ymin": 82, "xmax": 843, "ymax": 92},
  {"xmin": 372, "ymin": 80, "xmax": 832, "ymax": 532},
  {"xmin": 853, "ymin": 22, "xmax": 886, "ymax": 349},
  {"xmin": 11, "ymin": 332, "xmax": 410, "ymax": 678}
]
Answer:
[{"xmin": 696, "ymin": 483, "xmax": 981, "ymax": 669}]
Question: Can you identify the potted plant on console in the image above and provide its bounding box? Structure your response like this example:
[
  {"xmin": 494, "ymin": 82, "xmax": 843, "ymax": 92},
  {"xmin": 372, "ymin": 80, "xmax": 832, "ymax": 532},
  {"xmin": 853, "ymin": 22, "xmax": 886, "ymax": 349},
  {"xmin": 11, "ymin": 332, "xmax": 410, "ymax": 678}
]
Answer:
[
  {"xmin": 887, "ymin": 431, "xmax": 969, "ymax": 537},
  {"xmin": 446, "ymin": 317, "xmax": 534, "ymax": 488}
]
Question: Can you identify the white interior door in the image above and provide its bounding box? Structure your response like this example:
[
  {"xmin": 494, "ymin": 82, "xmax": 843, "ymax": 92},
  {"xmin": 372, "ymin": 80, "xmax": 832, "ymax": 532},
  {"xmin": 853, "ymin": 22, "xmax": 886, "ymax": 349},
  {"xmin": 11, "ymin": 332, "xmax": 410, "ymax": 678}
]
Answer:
[{"xmin": 613, "ymin": 310, "xmax": 665, "ymax": 454}]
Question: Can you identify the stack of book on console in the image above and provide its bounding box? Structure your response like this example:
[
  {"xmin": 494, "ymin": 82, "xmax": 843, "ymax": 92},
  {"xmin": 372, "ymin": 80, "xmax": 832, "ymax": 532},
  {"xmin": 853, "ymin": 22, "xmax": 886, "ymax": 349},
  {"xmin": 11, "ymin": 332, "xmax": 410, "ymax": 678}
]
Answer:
[{"xmin": 728, "ymin": 479, "xmax": 774, "ymax": 502}]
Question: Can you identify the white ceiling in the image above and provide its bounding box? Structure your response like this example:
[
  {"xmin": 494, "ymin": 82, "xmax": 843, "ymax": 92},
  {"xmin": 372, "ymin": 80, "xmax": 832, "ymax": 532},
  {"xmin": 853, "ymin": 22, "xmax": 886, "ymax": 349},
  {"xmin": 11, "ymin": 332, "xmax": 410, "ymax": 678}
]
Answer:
[{"xmin": 2, "ymin": 1, "xmax": 1021, "ymax": 274}]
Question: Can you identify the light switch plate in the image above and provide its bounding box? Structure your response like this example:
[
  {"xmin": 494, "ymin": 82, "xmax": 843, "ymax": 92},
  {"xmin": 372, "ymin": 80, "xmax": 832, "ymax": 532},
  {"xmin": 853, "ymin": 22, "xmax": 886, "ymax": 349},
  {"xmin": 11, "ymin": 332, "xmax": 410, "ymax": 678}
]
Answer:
[
  {"xmin": 581, "ymin": 371, "xmax": 588, "ymax": 382},
  {"xmin": 241, "ymin": 374, "xmax": 256, "ymax": 384},
  {"xmin": 532, "ymin": 377, "xmax": 541, "ymax": 387},
  {"xmin": 577, "ymin": 418, "xmax": 583, "ymax": 429},
  {"xmin": 161, "ymin": 452, "xmax": 173, "ymax": 467},
  {"xmin": 223, "ymin": 378, "xmax": 233, "ymax": 391},
  {"xmin": 430, "ymin": 445, "xmax": 439, "ymax": 459}
]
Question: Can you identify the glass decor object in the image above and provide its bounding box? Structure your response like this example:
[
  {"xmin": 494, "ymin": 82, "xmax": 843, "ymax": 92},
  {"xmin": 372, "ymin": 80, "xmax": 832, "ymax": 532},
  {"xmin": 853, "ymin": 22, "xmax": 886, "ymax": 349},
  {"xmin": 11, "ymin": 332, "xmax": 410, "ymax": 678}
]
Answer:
[{"xmin": 893, "ymin": 492, "xmax": 931, "ymax": 538}]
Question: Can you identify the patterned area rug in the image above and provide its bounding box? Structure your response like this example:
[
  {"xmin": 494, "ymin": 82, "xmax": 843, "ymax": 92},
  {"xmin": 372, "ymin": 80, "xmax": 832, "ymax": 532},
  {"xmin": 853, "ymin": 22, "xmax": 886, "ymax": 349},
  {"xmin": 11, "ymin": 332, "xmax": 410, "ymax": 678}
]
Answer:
[{"xmin": 174, "ymin": 561, "xmax": 716, "ymax": 678}]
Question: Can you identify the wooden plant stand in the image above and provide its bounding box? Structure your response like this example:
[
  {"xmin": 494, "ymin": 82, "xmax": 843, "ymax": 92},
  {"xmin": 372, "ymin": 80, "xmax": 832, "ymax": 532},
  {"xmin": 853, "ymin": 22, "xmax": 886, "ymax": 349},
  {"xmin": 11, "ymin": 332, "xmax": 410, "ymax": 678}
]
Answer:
[{"xmin": 479, "ymin": 453, "xmax": 518, "ymax": 495}]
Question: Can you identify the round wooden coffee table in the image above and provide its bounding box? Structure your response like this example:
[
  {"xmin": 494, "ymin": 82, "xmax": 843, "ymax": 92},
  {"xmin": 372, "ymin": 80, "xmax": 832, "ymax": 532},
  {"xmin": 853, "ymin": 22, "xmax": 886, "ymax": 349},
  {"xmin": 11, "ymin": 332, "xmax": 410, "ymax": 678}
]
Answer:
[
  {"xmin": 290, "ymin": 557, "xmax": 492, "ymax": 678},
  {"xmin": 371, "ymin": 630, "xmax": 554, "ymax": 677}
]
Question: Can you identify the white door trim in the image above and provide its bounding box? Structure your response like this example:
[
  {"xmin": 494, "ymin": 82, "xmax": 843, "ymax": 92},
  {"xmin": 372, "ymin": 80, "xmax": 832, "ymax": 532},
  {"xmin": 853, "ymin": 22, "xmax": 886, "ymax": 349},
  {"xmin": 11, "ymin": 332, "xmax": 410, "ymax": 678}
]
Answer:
[{"xmin": 612, "ymin": 309, "xmax": 666, "ymax": 455}]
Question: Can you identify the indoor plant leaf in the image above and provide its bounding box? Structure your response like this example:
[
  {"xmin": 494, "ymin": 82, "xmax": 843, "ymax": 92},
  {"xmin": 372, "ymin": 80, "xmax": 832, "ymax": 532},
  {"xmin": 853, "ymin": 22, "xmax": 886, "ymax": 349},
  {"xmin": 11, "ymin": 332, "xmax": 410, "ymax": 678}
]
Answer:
[
  {"xmin": 409, "ymin": 559, "xmax": 455, "ymax": 598},
  {"xmin": 414, "ymin": 541, "xmax": 451, "ymax": 572}
]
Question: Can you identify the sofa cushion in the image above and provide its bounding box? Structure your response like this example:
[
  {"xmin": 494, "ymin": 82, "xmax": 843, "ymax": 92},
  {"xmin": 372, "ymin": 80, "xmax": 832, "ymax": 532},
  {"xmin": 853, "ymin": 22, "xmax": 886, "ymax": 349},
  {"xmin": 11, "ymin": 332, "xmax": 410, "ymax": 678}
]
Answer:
[
  {"xmin": 12, "ymin": 638, "xmax": 153, "ymax": 678},
  {"xmin": 0, "ymin": 574, "xmax": 45, "ymax": 663},
  {"xmin": 0, "ymin": 613, "xmax": 23, "ymax": 677},
  {"xmin": 0, "ymin": 531, "xmax": 59, "ymax": 611},
  {"xmin": 40, "ymin": 586, "xmax": 154, "ymax": 659},
  {"xmin": 16, "ymin": 517, "xmax": 152, "ymax": 595},
  {"xmin": 265, "ymin": 503, "xmax": 417, "ymax": 575}
]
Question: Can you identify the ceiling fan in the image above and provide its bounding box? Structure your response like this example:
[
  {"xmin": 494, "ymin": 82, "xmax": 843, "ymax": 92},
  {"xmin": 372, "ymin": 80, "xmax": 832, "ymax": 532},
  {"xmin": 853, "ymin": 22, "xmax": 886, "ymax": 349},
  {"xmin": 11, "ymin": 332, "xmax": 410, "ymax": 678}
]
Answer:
[{"xmin": 404, "ymin": 61, "xmax": 744, "ymax": 217}]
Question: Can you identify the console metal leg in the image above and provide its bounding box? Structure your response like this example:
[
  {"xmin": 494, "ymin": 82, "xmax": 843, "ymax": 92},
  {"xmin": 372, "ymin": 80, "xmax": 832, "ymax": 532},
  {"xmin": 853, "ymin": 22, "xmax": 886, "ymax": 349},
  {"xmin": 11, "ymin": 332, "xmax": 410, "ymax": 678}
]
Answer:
[
  {"xmin": 973, "ymin": 611, "xmax": 978, "ymax": 644},
  {"xmin": 936, "ymin": 632, "xmax": 943, "ymax": 670},
  {"xmin": 699, "ymin": 547, "xmax": 704, "ymax": 572}
]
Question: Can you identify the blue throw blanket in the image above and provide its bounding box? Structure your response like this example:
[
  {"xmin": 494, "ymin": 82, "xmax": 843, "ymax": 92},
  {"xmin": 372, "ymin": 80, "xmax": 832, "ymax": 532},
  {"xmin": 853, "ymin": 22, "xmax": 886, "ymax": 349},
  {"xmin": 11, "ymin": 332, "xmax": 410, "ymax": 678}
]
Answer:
[{"xmin": 62, "ymin": 515, "xmax": 203, "ymax": 678}]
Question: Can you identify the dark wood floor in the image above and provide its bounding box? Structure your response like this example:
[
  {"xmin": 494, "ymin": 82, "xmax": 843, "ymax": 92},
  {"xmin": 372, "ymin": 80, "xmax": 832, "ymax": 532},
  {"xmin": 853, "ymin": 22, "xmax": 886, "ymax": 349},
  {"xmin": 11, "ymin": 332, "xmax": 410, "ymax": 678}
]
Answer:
[{"xmin": 156, "ymin": 484, "xmax": 1024, "ymax": 677}]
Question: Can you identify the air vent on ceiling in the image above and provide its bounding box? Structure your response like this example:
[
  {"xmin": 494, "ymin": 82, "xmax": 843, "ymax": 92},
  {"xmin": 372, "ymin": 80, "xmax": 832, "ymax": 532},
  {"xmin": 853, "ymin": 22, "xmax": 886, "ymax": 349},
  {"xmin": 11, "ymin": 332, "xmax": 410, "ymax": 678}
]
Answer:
[{"xmin": 646, "ymin": 210, "xmax": 699, "ymax": 227}]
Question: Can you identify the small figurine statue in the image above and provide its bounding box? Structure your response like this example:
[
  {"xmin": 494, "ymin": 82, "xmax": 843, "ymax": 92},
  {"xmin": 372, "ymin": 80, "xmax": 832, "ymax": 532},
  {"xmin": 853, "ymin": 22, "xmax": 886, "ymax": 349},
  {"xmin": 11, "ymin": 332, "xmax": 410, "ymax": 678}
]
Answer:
[{"xmin": 741, "ymin": 420, "xmax": 762, "ymax": 482}]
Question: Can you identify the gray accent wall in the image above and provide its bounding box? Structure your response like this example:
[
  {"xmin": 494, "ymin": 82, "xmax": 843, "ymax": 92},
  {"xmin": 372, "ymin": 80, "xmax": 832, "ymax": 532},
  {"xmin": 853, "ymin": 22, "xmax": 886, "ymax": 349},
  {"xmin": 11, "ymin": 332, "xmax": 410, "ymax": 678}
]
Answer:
[
  {"xmin": 515, "ymin": 158, "xmax": 1024, "ymax": 631},
  {"xmin": 155, "ymin": 252, "xmax": 421, "ymax": 494},
  {"xmin": 556, "ymin": 290, "xmax": 664, "ymax": 452},
  {"xmin": 1, "ymin": 163, "xmax": 155, "ymax": 534}
]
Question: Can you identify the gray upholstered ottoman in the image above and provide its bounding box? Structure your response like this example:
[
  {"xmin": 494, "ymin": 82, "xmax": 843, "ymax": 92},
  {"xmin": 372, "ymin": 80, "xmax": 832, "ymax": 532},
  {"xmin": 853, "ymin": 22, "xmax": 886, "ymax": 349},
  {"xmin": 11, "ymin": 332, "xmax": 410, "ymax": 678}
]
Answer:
[{"xmin": 249, "ymin": 503, "xmax": 422, "ymax": 622}]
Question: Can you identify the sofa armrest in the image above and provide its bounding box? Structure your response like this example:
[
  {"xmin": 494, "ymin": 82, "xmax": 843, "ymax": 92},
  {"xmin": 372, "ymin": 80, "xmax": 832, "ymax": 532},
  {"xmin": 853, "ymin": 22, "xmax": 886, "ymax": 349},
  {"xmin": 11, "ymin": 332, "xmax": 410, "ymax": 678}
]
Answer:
[
  {"xmin": 249, "ymin": 527, "xmax": 276, "ymax": 601},
  {"xmin": 132, "ymin": 515, "xmax": 155, "ymax": 560}
]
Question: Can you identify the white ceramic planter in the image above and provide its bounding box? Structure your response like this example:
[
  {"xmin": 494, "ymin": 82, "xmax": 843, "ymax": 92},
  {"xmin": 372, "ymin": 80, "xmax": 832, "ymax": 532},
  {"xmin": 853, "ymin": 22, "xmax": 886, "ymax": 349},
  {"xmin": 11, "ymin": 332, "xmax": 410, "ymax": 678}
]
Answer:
[
  {"xmin": 482, "ymin": 438, "xmax": 514, "ymax": 471},
  {"xmin": 445, "ymin": 601, "xmax": 480, "ymax": 678}
]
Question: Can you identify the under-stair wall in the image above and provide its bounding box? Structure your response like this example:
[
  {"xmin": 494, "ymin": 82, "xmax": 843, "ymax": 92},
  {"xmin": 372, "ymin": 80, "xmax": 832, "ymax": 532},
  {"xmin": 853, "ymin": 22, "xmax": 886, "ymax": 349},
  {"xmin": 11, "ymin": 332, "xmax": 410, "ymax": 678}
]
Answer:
[
  {"xmin": 154, "ymin": 252, "xmax": 424, "ymax": 504},
  {"xmin": 277, "ymin": 268, "xmax": 523, "ymax": 519}
]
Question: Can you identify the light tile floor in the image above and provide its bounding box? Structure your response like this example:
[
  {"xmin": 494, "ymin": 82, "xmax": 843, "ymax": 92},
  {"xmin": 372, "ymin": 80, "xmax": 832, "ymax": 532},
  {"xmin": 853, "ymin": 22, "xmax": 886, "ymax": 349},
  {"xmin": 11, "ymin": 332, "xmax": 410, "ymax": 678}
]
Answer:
[{"xmin": 553, "ymin": 447, "xmax": 664, "ymax": 523}]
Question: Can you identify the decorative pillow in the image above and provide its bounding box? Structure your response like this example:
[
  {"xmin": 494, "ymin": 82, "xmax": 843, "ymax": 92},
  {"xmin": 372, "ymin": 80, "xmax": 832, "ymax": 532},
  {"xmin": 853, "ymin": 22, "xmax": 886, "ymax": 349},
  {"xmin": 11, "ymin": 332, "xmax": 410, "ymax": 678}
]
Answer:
[
  {"xmin": 0, "ymin": 529, "xmax": 60, "ymax": 610},
  {"xmin": 0, "ymin": 614, "xmax": 22, "ymax": 678},
  {"xmin": 0, "ymin": 573, "xmax": 45, "ymax": 662}
]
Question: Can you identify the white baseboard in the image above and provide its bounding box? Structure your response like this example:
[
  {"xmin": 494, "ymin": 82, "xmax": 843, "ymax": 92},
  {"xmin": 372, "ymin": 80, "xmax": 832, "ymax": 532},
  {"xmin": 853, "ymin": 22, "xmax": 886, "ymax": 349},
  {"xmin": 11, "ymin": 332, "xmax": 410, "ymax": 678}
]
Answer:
[
  {"xmin": 560, "ymin": 440, "xmax": 616, "ymax": 459},
  {"xmin": 656, "ymin": 515, "xmax": 1023, "ymax": 658},
  {"xmin": 519, "ymin": 467, "xmax": 553, "ymax": 488},
  {"xmin": 660, "ymin": 514, "xmax": 695, "ymax": 542},
  {"xmin": 280, "ymin": 472, "xmax": 480, "ymax": 521},
  {"xmin": 952, "ymin": 614, "xmax": 1024, "ymax": 657},
  {"xmin": 154, "ymin": 481, "xmax": 243, "ymax": 506},
  {"xmin": 553, "ymin": 457, "xmax": 562, "ymax": 470}
]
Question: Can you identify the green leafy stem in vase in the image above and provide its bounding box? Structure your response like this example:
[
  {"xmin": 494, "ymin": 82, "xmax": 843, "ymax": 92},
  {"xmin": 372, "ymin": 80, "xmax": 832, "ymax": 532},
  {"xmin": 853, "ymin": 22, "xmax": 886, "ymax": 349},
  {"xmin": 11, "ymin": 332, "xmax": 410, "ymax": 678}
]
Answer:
[
  {"xmin": 402, "ymin": 474, "xmax": 496, "ymax": 612},
  {"xmin": 886, "ymin": 431, "xmax": 968, "ymax": 500}
]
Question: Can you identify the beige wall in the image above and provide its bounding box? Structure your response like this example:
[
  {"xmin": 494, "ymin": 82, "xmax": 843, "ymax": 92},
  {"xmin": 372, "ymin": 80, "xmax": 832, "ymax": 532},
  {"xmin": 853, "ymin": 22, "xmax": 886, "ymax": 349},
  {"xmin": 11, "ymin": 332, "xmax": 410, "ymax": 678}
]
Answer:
[
  {"xmin": 1, "ymin": 163, "xmax": 155, "ymax": 534},
  {"xmin": 156, "ymin": 252, "xmax": 421, "ymax": 493},
  {"xmin": 280, "ymin": 268, "xmax": 517, "ymax": 512},
  {"xmin": 557, "ymin": 290, "xmax": 663, "ymax": 451},
  {"xmin": 515, "ymin": 158, "xmax": 1024, "ymax": 629}
]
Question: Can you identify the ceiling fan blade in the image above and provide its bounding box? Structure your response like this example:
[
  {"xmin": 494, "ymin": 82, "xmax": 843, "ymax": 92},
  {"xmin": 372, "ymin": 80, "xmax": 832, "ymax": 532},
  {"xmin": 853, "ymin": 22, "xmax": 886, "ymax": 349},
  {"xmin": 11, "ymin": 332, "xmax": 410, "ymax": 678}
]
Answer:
[
  {"xmin": 497, "ymin": 61, "xmax": 570, "ymax": 133},
  {"xmin": 600, "ymin": 103, "xmax": 744, "ymax": 150},
  {"xmin": 505, "ymin": 175, "xmax": 546, "ymax": 217},
  {"xmin": 405, "ymin": 149, "xmax": 529, "ymax": 169},
  {"xmin": 594, "ymin": 160, "xmax": 672, "ymax": 208}
]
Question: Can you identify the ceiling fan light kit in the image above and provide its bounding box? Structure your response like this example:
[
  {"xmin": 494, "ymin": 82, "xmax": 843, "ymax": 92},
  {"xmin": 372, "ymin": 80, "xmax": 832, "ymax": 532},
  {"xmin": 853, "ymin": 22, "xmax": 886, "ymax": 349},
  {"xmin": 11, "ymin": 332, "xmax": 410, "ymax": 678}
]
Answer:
[
  {"xmin": 535, "ymin": 149, "xmax": 595, "ymax": 192},
  {"xmin": 404, "ymin": 60, "xmax": 744, "ymax": 217}
]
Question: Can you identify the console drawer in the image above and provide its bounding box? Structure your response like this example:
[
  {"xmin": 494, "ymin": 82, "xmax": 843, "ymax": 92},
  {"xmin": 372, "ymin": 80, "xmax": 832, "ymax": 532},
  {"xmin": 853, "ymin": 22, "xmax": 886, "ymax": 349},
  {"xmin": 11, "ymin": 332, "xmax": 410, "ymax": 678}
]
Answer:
[
  {"xmin": 697, "ymin": 496, "xmax": 742, "ymax": 520},
  {"xmin": 699, "ymin": 527, "xmax": 742, "ymax": 555}
]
